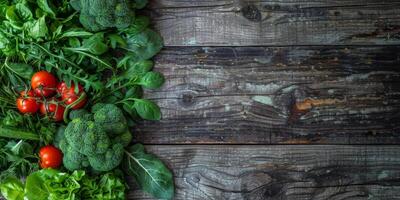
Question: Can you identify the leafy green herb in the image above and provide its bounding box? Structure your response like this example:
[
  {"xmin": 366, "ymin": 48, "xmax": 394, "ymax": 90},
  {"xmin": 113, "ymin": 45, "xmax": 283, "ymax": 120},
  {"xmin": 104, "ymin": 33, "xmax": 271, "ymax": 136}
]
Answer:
[
  {"xmin": 133, "ymin": 99, "xmax": 161, "ymax": 121},
  {"xmin": 124, "ymin": 144, "xmax": 174, "ymax": 200},
  {"xmin": 0, "ymin": 176, "xmax": 24, "ymax": 200}
]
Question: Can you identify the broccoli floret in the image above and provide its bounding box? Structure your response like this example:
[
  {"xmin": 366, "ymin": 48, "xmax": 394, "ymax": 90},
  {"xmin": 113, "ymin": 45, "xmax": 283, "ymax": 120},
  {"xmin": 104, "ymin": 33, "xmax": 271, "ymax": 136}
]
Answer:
[
  {"xmin": 112, "ymin": 130, "xmax": 132, "ymax": 147},
  {"xmin": 59, "ymin": 103, "xmax": 132, "ymax": 172},
  {"xmin": 88, "ymin": 144, "xmax": 124, "ymax": 171},
  {"xmin": 64, "ymin": 119, "xmax": 110, "ymax": 156},
  {"xmin": 71, "ymin": 0, "xmax": 140, "ymax": 31},
  {"xmin": 62, "ymin": 142, "xmax": 90, "ymax": 171},
  {"xmin": 93, "ymin": 104, "xmax": 127, "ymax": 135}
]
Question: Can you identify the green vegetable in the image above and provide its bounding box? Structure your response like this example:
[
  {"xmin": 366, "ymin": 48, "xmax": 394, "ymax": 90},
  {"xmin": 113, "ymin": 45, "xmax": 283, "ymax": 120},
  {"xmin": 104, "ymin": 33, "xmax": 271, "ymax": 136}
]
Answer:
[
  {"xmin": 71, "ymin": 0, "xmax": 139, "ymax": 32},
  {"xmin": 57, "ymin": 104, "xmax": 131, "ymax": 172},
  {"xmin": 1, "ymin": 169, "xmax": 126, "ymax": 200},
  {"xmin": 0, "ymin": 176, "xmax": 24, "ymax": 200},
  {"xmin": 124, "ymin": 144, "xmax": 174, "ymax": 199}
]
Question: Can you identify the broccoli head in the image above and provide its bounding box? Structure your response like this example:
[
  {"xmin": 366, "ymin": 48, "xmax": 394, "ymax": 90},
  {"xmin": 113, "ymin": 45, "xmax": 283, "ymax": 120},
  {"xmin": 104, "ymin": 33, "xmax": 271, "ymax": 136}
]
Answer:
[
  {"xmin": 71, "ymin": 0, "xmax": 139, "ymax": 31},
  {"xmin": 88, "ymin": 144, "xmax": 124, "ymax": 171},
  {"xmin": 93, "ymin": 104, "xmax": 127, "ymax": 135},
  {"xmin": 64, "ymin": 118, "xmax": 111, "ymax": 156},
  {"xmin": 59, "ymin": 103, "xmax": 132, "ymax": 172}
]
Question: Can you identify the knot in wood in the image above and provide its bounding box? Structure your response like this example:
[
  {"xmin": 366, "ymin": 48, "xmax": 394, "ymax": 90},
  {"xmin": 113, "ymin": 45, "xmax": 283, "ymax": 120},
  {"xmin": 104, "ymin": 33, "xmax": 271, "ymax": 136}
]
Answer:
[
  {"xmin": 180, "ymin": 92, "xmax": 196, "ymax": 106},
  {"xmin": 241, "ymin": 5, "xmax": 262, "ymax": 22}
]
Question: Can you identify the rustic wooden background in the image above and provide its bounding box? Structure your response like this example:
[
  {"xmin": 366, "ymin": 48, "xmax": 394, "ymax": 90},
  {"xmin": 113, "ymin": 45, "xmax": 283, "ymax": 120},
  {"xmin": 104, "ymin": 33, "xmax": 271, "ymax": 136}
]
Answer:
[{"xmin": 130, "ymin": 0, "xmax": 400, "ymax": 199}]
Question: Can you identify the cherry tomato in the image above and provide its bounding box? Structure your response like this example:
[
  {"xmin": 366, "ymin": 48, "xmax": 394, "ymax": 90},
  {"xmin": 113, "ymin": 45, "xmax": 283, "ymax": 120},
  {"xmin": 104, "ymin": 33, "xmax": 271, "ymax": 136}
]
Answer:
[
  {"xmin": 16, "ymin": 97, "xmax": 39, "ymax": 114},
  {"xmin": 39, "ymin": 145, "xmax": 63, "ymax": 169},
  {"xmin": 57, "ymin": 82, "xmax": 87, "ymax": 110},
  {"xmin": 31, "ymin": 71, "xmax": 58, "ymax": 97},
  {"xmin": 39, "ymin": 99, "xmax": 65, "ymax": 122}
]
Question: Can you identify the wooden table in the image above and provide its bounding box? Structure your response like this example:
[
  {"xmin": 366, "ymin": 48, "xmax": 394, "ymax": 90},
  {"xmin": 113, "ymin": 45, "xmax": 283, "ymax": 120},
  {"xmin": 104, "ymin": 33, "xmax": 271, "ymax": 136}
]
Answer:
[{"xmin": 130, "ymin": 1, "xmax": 400, "ymax": 199}]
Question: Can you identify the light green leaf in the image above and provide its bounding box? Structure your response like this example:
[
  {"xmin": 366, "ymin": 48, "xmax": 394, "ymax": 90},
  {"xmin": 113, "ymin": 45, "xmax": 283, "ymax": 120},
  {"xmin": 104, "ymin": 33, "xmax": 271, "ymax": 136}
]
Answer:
[
  {"xmin": 133, "ymin": 99, "xmax": 161, "ymax": 120},
  {"xmin": 0, "ymin": 176, "xmax": 24, "ymax": 200},
  {"xmin": 24, "ymin": 171, "xmax": 49, "ymax": 200},
  {"xmin": 29, "ymin": 16, "xmax": 48, "ymax": 38},
  {"xmin": 61, "ymin": 30, "xmax": 93, "ymax": 38},
  {"xmin": 36, "ymin": 0, "xmax": 55, "ymax": 18},
  {"xmin": 123, "ymin": 144, "xmax": 174, "ymax": 199}
]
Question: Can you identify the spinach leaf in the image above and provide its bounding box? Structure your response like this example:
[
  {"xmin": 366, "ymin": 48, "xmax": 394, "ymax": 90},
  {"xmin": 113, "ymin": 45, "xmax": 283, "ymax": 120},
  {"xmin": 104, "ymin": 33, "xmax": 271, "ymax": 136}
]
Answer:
[
  {"xmin": 36, "ymin": 0, "xmax": 56, "ymax": 19},
  {"xmin": 133, "ymin": 99, "xmax": 161, "ymax": 120},
  {"xmin": 81, "ymin": 33, "xmax": 108, "ymax": 55},
  {"xmin": 139, "ymin": 71, "xmax": 165, "ymax": 89},
  {"xmin": 123, "ymin": 144, "xmax": 174, "ymax": 200},
  {"xmin": 60, "ymin": 29, "xmax": 93, "ymax": 38},
  {"xmin": 29, "ymin": 16, "xmax": 48, "ymax": 38},
  {"xmin": 0, "ymin": 176, "xmax": 24, "ymax": 200},
  {"xmin": 124, "ymin": 28, "xmax": 163, "ymax": 61},
  {"xmin": 124, "ymin": 60, "xmax": 153, "ymax": 76}
]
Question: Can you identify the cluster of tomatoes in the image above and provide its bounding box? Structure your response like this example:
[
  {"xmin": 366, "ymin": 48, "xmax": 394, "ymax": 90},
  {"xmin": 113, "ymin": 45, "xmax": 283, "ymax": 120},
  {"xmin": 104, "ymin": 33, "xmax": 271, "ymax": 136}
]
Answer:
[{"xmin": 16, "ymin": 71, "xmax": 87, "ymax": 122}]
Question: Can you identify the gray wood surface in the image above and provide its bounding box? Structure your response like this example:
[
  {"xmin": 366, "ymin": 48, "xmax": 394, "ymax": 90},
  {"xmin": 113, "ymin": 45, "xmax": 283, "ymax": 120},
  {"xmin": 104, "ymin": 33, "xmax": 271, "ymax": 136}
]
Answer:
[
  {"xmin": 135, "ymin": 46, "xmax": 400, "ymax": 144},
  {"xmin": 128, "ymin": 145, "xmax": 400, "ymax": 200},
  {"xmin": 148, "ymin": 0, "xmax": 400, "ymax": 46}
]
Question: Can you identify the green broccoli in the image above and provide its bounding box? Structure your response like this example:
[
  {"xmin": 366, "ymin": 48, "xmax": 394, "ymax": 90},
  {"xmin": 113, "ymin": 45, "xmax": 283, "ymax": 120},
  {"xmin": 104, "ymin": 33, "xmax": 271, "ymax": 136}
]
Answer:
[
  {"xmin": 69, "ymin": 109, "xmax": 91, "ymax": 120},
  {"xmin": 88, "ymin": 144, "xmax": 124, "ymax": 171},
  {"xmin": 71, "ymin": 0, "xmax": 141, "ymax": 31},
  {"xmin": 58, "ymin": 104, "xmax": 132, "ymax": 172},
  {"xmin": 93, "ymin": 104, "xmax": 127, "ymax": 135}
]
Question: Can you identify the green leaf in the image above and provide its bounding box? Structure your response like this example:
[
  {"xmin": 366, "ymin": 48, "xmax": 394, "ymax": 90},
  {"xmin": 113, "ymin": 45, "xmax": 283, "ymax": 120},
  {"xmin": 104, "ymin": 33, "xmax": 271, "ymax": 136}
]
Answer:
[
  {"xmin": 61, "ymin": 30, "xmax": 93, "ymax": 38},
  {"xmin": 123, "ymin": 144, "xmax": 174, "ymax": 199},
  {"xmin": 124, "ymin": 28, "xmax": 163, "ymax": 61},
  {"xmin": 82, "ymin": 33, "xmax": 108, "ymax": 55},
  {"xmin": 133, "ymin": 99, "xmax": 161, "ymax": 120},
  {"xmin": 132, "ymin": 0, "xmax": 148, "ymax": 9},
  {"xmin": 0, "ymin": 176, "xmax": 24, "ymax": 200},
  {"xmin": 36, "ymin": 0, "xmax": 56, "ymax": 19},
  {"xmin": 122, "ymin": 15, "xmax": 149, "ymax": 35},
  {"xmin": 139, "ymin": 71, "xmax": 165, "ymax": 89},
  {"xmin": 6, "ymin": 63, "xmax": 34, "ymax": 79},
  {"xmin": 24, "ymin": 171, "xmax": 49, "ymax": 200},
  {"xmin": 15, "ymin": 3, "xmax": 32, "ymax": 21},
  {"xmin": 29, "ymin": 16, "xmax": 48, "ymax": 38},
  {"xmin": 108, "ymin": 34, "xmax": 126, "ymax": 49},
  {"xmin": 124, "ymin": 60, "xmax": 153, "ymax": 76}
]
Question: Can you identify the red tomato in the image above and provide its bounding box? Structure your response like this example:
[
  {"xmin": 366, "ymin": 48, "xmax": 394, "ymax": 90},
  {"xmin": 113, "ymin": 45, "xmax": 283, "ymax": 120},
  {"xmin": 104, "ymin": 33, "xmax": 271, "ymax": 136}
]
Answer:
[
  {"xmin": 39, "ymin": 145, "xmax": 63, "ymax": 169},
  {"xmin": 16, "ymin": 97, "xmax": 39, "ymax": 114},
  {"xmin": 57, "ymin": 82, "xmax": 87, "ymax": 110},
  {"xmin": 40, "ymin": 99, "xmax": 65, "ymax": 122},
  {"xmin": 31, "ymin": 71, "xmax": 58, "ymax": 97}
]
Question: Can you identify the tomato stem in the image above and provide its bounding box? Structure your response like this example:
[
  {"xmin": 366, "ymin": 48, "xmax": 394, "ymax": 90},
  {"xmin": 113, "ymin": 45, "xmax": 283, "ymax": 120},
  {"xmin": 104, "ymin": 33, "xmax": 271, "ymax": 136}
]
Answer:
[{"xmin": 63, "ymin": 92, "xmax": 87, "ymax": 123}]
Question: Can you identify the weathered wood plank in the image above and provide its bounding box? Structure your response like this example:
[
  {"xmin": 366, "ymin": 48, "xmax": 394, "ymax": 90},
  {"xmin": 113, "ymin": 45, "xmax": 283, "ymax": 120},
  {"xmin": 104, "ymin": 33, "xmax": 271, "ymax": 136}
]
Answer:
[
  {"xmin": 147, "ymin": 0, "xmax": 400, "ymax": 46},
  {"xmin": 128, "ymin": 145, "xmax": 400, "ymax": 200},
  {"xmin": 134, "ymin": 46, "xmax": 400, "ymax": 144}
]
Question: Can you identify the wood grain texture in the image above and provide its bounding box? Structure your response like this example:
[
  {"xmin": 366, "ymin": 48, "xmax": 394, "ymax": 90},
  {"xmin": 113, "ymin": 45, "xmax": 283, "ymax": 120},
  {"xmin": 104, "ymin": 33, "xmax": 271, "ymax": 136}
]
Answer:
[
  {"xmin": 134, "ymin": 46, "xmax": 400, "ymax": 144},
  {"xmin": 128, "ymin": 145, "xmax": 400, "ymax": 200},
  {"xmin": 147, "ymin": 0, "xmax": 400, "ymax": 46}
]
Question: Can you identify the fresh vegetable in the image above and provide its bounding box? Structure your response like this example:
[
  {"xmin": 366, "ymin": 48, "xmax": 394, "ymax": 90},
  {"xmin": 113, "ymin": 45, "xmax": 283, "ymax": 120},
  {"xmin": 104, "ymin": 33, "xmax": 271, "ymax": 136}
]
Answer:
[
  {"xmin": 56, "ymin": 104, "xmax": 131, "ymax": 172},
  {"xmin": 124, "ymin": 144, "xmax": 174, "ymax": 199},
  {"xmin": 57, "ymin": 82, "xmax": 87, "ymax": 110},
  {"xmin": 0, "ymin": 169, "xmax": 126, "ymax": 200},
  {"xmin": 70, "ymin": 0, "xmax": 139, "ymax": 31},
  {"xmin": 39, "ymin": 145, "xmax": 63, "ymax": 169},
  {"xmin": 31, "ymin": 71, "xmax": 58, "ymax": 97},
  {"xmin": 0, "ymin": 0, "xmax": 174, "ymax": 199},
  {"xmin": 39, "ymin": 99, "xmax": 66, "ymax": 122},
  {"xmin": 16, "ymin": 97, "xmax": 39, "ymax": 114}
]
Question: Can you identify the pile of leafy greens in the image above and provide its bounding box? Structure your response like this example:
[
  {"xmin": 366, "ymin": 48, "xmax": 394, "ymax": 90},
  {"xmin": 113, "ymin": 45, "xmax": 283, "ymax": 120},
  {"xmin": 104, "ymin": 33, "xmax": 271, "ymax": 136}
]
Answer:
[{"xmin": 0, "ymin": 0, "xmax": 174, "ymax": 199}]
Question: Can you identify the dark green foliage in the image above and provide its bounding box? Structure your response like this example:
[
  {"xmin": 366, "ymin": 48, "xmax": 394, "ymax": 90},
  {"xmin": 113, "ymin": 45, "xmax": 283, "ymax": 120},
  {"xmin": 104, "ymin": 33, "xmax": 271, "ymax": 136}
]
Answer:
[
  {"xmin": 59, "ymin": 104, "xmax": 132, "ymax": 172},
  {"xmin": 71, "ymin": 0, "xmax": 140, "ymax": 32}
]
